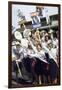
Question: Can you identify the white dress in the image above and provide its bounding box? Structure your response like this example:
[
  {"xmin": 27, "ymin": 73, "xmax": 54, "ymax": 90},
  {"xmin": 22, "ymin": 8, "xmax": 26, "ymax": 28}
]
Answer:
[
  {"xmin": 28, "ymin": 40, "xmax": 48, "ymax": 63},
  {"xmin": 52, "ymin": 38, "xmax": 58, "ymax": 49}
]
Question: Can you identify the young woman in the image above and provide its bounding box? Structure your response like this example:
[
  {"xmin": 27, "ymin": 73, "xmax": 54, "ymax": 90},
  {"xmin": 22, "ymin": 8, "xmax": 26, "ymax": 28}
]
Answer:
[
  {"xmin": 44, "ymin": 40, "xmax": 59, "ymax": 84},
  {"xmin": 28, "ymin": 38, "xmax": 49, "ymax": 85}
]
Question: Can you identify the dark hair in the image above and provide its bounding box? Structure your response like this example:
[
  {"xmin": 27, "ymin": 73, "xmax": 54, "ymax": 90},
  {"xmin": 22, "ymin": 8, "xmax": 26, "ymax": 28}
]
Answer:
[{"xmin": 53, "ymin": 32, "xmax": 57, "ymax": 38}]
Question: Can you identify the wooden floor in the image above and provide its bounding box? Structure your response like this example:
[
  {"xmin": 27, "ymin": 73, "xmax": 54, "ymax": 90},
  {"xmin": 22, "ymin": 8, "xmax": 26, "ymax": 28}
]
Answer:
[{"xmin": 11, "ymin": 80, "xmax": 60, "ymax": 88}]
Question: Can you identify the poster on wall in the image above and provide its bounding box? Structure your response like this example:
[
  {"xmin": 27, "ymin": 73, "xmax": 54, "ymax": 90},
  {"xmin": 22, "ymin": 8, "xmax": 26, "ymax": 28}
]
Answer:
[{"xmin": 8, "ymin": 1, "xmax": 60, "ymax": 88}]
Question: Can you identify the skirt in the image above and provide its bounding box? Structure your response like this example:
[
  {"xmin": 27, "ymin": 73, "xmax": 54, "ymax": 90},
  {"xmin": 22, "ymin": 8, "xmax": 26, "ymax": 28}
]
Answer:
[{"xmin": 48, "ymin": 58, "xmax": 58, "ymax": 80}]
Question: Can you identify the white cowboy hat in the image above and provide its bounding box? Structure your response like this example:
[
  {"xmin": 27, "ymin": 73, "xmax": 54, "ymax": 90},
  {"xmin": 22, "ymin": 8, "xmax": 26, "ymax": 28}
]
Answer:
[
  {"xmin": 14, "ymin": 31, "xmax": 22, "ymax": 40},
  {"xmin": 41, "ymin": 30, "xmax": 46, "ymax": 32},
  {"xmin": 48, "ymin": 29, "xmax": 53, "ymax": 33},
  {"xmin": 23, "ymin": 29, "xmax": 31, "ymax": 38}
]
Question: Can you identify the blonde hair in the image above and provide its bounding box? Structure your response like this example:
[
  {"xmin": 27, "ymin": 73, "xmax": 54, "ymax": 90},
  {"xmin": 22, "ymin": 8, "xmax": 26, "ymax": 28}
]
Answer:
[{"xmin": 35, "ymin": 30, "xmax": 41, "ymax": 42}]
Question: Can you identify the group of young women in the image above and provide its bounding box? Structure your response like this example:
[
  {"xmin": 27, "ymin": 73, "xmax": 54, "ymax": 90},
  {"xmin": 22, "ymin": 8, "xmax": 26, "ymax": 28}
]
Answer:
[{"xmin": 12, "ymin": 28, "xmax": 59, "ymax": 85}]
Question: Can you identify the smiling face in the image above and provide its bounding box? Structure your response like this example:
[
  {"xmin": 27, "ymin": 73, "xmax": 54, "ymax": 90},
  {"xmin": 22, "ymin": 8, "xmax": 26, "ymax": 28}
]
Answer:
[
  {"xmin": 16, "ymin": 44, "xmax": 21, "ymax": 51},
  {"xmin": 36, "ymin": 44, "xmax": 42, "ymax": 52},
  {"xmin": 47, "ymin": 42, "xmax": 53, "ymax": 50},
  {"xmin": 45, "ymin": 35, "xmax": 49, "ymax": 41}
]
